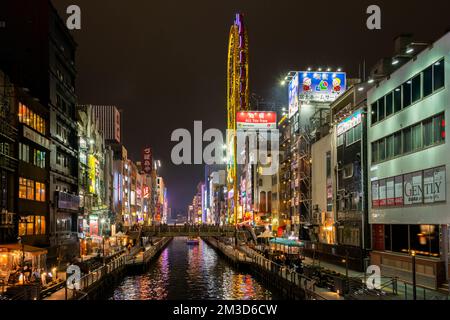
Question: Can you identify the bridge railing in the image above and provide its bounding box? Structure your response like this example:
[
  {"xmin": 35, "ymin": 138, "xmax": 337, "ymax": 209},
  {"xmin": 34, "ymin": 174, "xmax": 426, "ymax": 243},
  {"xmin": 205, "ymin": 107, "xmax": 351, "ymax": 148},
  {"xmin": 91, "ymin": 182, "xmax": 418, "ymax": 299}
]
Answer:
[{"xmin": 143, "ymin": 225, "xmax": 236, "ymax": 235}]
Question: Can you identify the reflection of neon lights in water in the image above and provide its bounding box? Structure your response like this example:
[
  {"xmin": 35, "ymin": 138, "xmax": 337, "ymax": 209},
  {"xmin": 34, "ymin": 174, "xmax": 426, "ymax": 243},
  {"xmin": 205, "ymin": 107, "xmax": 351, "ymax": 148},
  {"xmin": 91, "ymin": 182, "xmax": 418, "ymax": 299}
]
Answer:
[{"xmin": 111, "ymin": 238, "xmax": 276, "ymax": 300}]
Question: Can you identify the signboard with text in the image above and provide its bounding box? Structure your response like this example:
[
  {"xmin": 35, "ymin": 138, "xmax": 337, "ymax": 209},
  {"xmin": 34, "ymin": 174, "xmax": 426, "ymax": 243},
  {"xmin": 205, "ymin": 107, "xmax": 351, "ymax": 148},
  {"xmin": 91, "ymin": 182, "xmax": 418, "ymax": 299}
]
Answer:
[
  {"xmin": 288, "ymin": 73, "xmax": 299, "ymax": 118},
  {"xmin": 236, "ymin": 111, "xmax": 277, "ymax": 130},
  {"xmin": 142, "ymin": 147, "xmax": 153, "ymax": 174},
  {"xmin": 298, "ymin": 71, "xmax": 346, "ymax": 103}
]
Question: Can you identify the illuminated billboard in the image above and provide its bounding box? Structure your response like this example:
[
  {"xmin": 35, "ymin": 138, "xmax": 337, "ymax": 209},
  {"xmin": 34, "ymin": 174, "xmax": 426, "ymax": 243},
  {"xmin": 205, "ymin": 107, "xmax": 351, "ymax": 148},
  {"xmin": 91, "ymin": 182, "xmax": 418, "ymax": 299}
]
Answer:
[
  {"xmin": 298, "ymin": 71, "xmax": 346, "ymax": 103},
  {"xmin": 142, "ymin": 147, "xmax": 152, "ymax": 174},
  {"xmin": 288, "ymin": 73, "xmax": 299, "ymax": 118},
  {"xmin": 236, "ymin": 111, "xmax": 277, "ymax": 129}
]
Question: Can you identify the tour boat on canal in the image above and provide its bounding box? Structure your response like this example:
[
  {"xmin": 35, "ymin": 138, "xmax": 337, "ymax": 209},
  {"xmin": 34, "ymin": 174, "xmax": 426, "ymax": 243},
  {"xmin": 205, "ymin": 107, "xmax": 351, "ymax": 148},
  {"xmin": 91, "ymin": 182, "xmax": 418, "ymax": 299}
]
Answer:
[{"xmin": 186, "ymin": 237, "xmax": 200, "ymax": 245}]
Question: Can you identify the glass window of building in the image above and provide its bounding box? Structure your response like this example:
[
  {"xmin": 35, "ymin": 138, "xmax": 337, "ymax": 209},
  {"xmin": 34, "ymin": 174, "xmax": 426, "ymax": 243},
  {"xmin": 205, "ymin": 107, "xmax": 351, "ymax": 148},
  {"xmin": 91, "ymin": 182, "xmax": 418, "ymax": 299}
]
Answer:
[
  {"xmin": 412, "ymin": 123, "xmax": 422, "ymax": 151},
  {"xmin": 372, "ymin": 142, "xmax": 378, "ymax": 163},
  {"xmin": 379, "ymin": 139, "xmax": 386, "ymax": 161},
  {"xmin": 403, "ymin": 127, "xmax": 412, "ymax": 153},
  {"xmin": 411, "ymin": 74, "xmax": 421, "ymax": 103},
  {"xmin": 393, "ymin": 132, "xmax": 402, "ymax": 156},
  {"xmin": 433, "ymin": 59, "xmax": 445, "ymax": 91},
  {"xmin": 423, "ymin": 118, "xmax": 433, "ymax": 147},
  {"xmin": 403, "ymin": 80, "xmax": 412, "ymax": 108},
  {"xmin": 386, "ymin": 134, "xmax": 394, "ymax": 159},
  {"xmin": 433, "ymin": 113, "xmax": 445, "ymax": 144},
  {"xmin": 345, "ymin": 127, "xmax": 354, "ymax": 145},
  {"xmin": 353, "ymin": 124, "xmax": 362, "ymax": 142},
  {"xmin": 18, "ymin": 103, "xmax": 46, "ymax": 135},
  {"xmin": 371, "ymin": 101, "xmax": 378, "ymax": 125},
  {"xmin": 33, "ymin": 150, "xmax": 46, "ymax": 168},
  {"xmin": 394, "ymin": 87, "xmax": 402, "ymax": 113},
  {"xmin": 391, "ymin": 224, "xmax": 409, "ymax": 253},
  {"xmin": 385, "ymin": 92, "xmax": 393, "ymax": 117},
  {"xmin": 343, "ymin": 164, "xmax": 353, "ymax": 179},
  {"xmin": 35, "ymin": 182, "xmax": 46, "ymax": 202},
  {"xmin": 423, "ymin": 66, "xmax": 433, "ymax": 97},
  {"xmin": 378, "ymin": 97, "xmax": 385, "ymax": 121},
  {"xmin": 337, "ymin": 134, "xmax": 344, "ymax": 146}
]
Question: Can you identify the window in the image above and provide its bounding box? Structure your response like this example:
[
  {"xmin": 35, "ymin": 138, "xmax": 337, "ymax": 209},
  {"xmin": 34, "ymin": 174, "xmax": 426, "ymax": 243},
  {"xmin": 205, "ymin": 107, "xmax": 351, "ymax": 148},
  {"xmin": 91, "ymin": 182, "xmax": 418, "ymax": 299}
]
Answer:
[
  {"xmin": 403, "ymin": 80, "xmax": 412, "ymax": 108},
  {"xmin": 433, "ymin": 59, "xmax": 444, "ymax": 91},
  {"xmin": 345, "ymin": 127, "xmax": 354, "ymax": 145},
  {"xmin": 33, "ymin": 150, "xmax": 46, "ymax": 168},
  {"xmin": 411, "ymin": 75, "xmax": 421, "ymax": 103},
  {"xmin": 403, "ymin": 127, "xmax": 412, "ymax": 153},
  {"xmin": 412, "ymin": 123, "xmax": 422, "ymax": 151},
  {"xmin": 35, "ymin": 182, "xmax": 46, "ymax": 202},
  {"xmin": 393, "ymin": 132, "xmax": 402, "ymax": 156},
  {"xmin": 343, "ymin": 164, "xmax": 354, "ymax": 179},
  {"xmin": 372, "ymin": 113, "xmax": 444, "ymax": 163},
  {"xmin": 433, "ymin": 113, "xmax": 445, "ymax": 144},
  {"xmin": 378, "ymin": 97, "xmax": 385, "ymax": 121},
  {"xmin": 379, "ymin": 139, "xmax": 386, "ymax": 161},
  {"xmin": 337, "ymin": 134, "xmax": 344, "ymax": 146},
  {"xmin": 385, "ymin": 92, "xmax": 393, "ymax": 117},
  {"xmin": 17, "ymin": 103, "xmax": 46, "ymax": 134},
  {"xmin": 386, "ymin": 135, "xmax": 394, "ymax": 159},
  {"xmin": 372, "ymin": 141, "xmax": 378, "ymax": 163},
  {"xmin": 371, "ymin": 102, "xmax": 378, "ymax": 125},
  {"xmin": 19, "ymin": 216, "xmax": 45, "ymax": 236},
  {"xmin": 423, "ymin": 118, "xmax": 433, "ymax": 147},
  {"xmin": 423, "ymin": 66, "xmax": 433, "ymax": 97},
  {"xmin": 394, "ymin": 87, "xmax": 402, "ymax": 112},
  {"xmin": 353, "ymin": 124, "xmax": 362, "ymax": 142},
  {"xmin": 19, "ymin": 178, "xmax": 35, "ymax": 200},
  {"xmin": 19, "ymin": 143, "xmax": 30, "ymax": 162}
]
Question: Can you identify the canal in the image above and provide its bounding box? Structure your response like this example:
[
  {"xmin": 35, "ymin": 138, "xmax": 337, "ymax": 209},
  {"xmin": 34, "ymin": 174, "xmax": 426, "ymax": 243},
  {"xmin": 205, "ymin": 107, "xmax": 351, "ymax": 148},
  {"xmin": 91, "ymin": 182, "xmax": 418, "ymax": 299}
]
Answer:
[{"xmin": 110, "ymin": 237, "xmax": 279, "ymax": 300}]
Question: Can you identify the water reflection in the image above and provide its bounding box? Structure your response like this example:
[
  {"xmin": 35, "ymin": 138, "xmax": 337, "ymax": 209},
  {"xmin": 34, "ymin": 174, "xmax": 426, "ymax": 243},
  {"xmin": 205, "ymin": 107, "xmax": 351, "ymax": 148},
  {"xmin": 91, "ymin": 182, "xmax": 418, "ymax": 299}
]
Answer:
[{"xmin": 110, "ymin": 237, "xmax": 276, "ymax": 300}]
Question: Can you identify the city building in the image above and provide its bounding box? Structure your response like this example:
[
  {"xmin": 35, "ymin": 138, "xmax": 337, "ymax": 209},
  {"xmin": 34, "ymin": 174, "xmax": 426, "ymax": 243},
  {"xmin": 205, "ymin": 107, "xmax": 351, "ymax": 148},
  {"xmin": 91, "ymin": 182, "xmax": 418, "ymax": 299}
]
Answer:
[
  {"xmin": 368, "ymin": 32, "xmax": 449, "ymax": 289},
  {"xmin": 0, "ymin": 70, "xmax": 19, "ymax": 244},
  {"xmin": 0, "ymin": 0, "xmax": 80, "ymax": 265}
]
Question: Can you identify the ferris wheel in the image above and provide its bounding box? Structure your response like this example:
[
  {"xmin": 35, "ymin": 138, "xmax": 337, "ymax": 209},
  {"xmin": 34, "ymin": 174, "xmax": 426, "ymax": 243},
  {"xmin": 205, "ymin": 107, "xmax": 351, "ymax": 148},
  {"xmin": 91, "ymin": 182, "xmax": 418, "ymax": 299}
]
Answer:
[{"xmin": 226, "ymin": 13, "xmax": 249, "ymax": 225}]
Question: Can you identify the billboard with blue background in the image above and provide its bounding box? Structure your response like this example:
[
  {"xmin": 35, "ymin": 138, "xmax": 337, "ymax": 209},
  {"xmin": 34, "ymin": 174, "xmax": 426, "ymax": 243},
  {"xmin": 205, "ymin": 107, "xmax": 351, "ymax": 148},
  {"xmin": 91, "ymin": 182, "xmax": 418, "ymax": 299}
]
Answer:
[{"xmin": 298, "ymin": 71, "xmax": 346, "ymax": 103}]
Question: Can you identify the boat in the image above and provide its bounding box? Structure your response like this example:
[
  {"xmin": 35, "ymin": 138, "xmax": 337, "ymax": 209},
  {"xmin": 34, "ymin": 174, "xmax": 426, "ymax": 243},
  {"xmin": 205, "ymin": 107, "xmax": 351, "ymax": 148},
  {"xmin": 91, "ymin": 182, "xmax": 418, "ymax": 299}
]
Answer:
[{"xmin": 186, "ymin": 237, "xmax": 200, "ymax": 245}]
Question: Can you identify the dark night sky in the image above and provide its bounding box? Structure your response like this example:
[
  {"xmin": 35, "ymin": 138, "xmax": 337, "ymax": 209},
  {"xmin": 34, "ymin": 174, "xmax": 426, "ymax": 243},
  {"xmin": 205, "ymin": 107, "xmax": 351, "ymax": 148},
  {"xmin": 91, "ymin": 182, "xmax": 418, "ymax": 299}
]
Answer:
[{"xmin": 53, "ymin": 0, "xmax": 450, "ymax": 213}]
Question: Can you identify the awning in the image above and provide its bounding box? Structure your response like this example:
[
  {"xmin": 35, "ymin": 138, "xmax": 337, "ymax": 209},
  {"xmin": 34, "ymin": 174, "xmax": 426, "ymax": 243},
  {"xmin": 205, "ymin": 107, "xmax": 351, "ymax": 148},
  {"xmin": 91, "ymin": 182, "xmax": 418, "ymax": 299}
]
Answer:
[
  {"xmin": 0, "ymin": 244, "xmax": 48, "ymax": 256},
  {"xmin": 269, "ymin": 238, "xmax": 304, "ymax": 247}
]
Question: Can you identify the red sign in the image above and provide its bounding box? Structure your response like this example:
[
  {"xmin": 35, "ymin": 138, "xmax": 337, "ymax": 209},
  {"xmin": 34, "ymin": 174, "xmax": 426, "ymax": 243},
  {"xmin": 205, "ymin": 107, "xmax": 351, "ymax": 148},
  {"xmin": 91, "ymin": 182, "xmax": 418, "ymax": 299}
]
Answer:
[
  {"xmin": 372, "ymin": 224, "xmax": 385, "ymax": 251},
  {"xmin": 236, "ymin": 111, "xmax": 277, "ymax": 129},
  {"xmin": 142, "ymin": 147, "xmax": 152, "ymax": 174}
]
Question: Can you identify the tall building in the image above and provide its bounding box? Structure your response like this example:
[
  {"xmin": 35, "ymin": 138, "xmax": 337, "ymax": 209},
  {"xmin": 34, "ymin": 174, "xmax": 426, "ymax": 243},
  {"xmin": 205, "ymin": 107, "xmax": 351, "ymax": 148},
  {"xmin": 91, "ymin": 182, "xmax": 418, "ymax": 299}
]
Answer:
[
  {"xmin": 92, "ymin": 105, "xmax": 121, "ymax": 144},
  {"xmin": 368, "ymin": 32, "xmax": 449, "ymax": 289},
  {"xmin": 0, "ymin": 70, "xmax": 19, "ymax": 244},
  {"xmin": 0, "ymin": 0, "xmax": 79, "ymax": 265}
]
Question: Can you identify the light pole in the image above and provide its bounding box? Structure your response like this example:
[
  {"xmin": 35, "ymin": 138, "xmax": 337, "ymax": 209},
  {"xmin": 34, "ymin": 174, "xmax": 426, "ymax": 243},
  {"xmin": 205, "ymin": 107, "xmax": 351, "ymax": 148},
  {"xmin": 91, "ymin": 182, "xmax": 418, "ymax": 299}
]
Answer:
[{"xmin": 411, "ymin": 250, "xmax": 417, "ymax": 300}]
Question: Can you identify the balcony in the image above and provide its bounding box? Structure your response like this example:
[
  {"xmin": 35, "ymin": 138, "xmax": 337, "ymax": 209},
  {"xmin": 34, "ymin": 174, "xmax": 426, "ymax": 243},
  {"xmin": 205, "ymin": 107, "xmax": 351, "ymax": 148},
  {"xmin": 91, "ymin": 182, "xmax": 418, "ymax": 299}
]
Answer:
[
  {"xmin": 0, "ymin": 117, "xmax": 18, "ymax": 142},
  {"xmin": 0, "ymin": 152, "xmax": 17, "ymax": 171},
  {"xmin": 0, "ymin": 211, "xmax": 15, "ymax": 227}
]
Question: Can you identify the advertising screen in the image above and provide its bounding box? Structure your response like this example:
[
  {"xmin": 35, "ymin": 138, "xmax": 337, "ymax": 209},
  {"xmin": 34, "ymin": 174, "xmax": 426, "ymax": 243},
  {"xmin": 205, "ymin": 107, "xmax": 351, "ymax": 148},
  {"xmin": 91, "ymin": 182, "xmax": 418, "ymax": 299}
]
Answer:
[{"xmin": 298, "ymin": 71, "xmax": 346, "ymax": 103}]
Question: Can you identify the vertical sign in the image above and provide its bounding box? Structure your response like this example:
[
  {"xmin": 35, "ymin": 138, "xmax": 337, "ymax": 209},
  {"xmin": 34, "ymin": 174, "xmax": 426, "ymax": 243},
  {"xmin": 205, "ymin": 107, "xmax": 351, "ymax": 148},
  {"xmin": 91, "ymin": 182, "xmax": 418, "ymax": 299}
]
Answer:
[
  {"xmin": 433, "ymin": 166, "xmax": 446, "ymax": 202},
  {"xmin": 142, "ymin": 147, "xmax": 152, "ymax": 174},
  {"xmin": 114, "ymin": 108, "xmax": 121, "ymax": 143}
]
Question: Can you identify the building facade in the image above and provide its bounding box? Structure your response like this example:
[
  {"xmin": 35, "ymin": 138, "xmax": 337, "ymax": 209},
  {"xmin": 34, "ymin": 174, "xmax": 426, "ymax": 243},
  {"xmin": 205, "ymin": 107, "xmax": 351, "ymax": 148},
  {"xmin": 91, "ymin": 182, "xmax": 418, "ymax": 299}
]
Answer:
[{"xmin": 368, "ymin": 32, "xmax": 449, "ymax": 289}]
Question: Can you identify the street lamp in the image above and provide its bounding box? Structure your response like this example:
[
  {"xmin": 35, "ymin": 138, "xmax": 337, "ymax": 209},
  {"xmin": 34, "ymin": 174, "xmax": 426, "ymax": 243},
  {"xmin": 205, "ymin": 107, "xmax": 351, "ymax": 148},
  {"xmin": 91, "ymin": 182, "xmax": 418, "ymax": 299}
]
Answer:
[{"xmin": 411, "ymin": 250, "xmax": 417, "ymax": 300}]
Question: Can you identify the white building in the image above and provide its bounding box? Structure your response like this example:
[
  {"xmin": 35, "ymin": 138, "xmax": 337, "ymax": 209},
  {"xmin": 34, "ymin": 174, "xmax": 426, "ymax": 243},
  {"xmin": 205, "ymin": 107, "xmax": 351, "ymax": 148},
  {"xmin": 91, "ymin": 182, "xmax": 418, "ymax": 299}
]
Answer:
[{"xmin": 368, "ymin": 32, "xmax": 449, "ymax": 289}]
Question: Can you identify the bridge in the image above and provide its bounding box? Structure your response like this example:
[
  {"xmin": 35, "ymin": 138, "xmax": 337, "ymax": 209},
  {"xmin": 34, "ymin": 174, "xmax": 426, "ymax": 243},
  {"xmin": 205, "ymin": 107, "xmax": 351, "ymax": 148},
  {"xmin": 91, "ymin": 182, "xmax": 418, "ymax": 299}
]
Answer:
[{"xmin": 137, "ymin": 225, "xmax": 238, "ymax": 237}]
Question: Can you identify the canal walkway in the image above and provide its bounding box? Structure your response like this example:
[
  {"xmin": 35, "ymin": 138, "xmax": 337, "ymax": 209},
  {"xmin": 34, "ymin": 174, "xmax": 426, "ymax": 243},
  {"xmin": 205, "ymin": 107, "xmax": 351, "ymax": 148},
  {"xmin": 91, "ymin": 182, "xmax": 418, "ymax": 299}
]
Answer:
[{"xmin": 44, "ymin": 237, "xmax": 171, "ymax": 300}]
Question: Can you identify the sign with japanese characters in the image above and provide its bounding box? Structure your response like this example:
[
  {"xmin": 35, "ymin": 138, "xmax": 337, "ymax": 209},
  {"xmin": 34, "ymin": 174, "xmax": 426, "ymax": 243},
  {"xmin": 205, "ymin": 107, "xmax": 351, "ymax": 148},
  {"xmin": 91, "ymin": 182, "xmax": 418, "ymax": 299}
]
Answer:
[
  {"xmin": 236, "ymin": 111, "xmax": 277, "ymax": 129},
  {"xmin": 298, "ymin": 71, "xmax": 346, "ymax": 103},
  {"xmin": 142, "ymin": 147, "xmax": 152, "ymax": 174}
]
